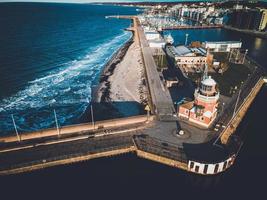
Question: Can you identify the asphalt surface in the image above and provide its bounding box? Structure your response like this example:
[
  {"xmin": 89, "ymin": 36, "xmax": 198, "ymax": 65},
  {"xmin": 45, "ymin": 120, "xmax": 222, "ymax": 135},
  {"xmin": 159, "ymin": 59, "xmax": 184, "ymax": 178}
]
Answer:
[
  {"xmin": 0, "ymin": 132, "xmax": 135, "ymax": 171},
  {"xmin": 136, "ymin": 19, "xmax": 176, "ymax": 121}
]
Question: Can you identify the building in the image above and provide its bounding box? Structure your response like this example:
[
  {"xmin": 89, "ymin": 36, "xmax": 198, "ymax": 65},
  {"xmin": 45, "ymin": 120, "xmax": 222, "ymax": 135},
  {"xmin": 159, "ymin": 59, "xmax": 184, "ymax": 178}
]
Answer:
[
  {"xmin": 202, "ymin": 41, "xmax": 242, "ymax": 52},
  {"xmin": 165, "ymin": 77, "xmax": 179, "ymax": 88},
  {"xmin": 144, "ymin": 30, "xmax": 161, "ymax": 40},
  {"xmin": 259, "ymin": 9, "xmax": 267, "ymax": 31},
  {"xmin": 178, "ymin": 71, "xmax": 219, "ymax": 128},
  {"xmin": 233, "ymin": 4, "xmax": 243, "ymax": 10},
  {"xmin": 144, "ymin": 30, "xmax": 166, "ymax": 49},
  {"xmin": 227, "ymin": 9, "xmax": 262, "ymax": 30},
  {"xmin": 166, "ymin": 45, "xmax": 207, "ymax": 68}
]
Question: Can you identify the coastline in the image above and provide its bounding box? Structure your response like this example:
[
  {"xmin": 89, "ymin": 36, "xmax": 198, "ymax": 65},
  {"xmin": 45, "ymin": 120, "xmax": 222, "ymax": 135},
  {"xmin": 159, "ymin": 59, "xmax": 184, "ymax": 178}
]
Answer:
[
  {"xmin": 93, "ymin": 33, "xmax": 134, "ymax": 102},
  {"xmin": 81, "ymin": 27, "xmax": 147, "ymax": 122}
]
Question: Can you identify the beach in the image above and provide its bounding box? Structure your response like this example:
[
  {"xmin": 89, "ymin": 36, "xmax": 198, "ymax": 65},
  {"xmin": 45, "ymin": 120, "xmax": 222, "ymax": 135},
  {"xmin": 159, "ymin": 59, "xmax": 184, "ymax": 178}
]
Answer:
[{"xmin": 93, "ymin": 29, "xmax": 148, "ymax": 116}]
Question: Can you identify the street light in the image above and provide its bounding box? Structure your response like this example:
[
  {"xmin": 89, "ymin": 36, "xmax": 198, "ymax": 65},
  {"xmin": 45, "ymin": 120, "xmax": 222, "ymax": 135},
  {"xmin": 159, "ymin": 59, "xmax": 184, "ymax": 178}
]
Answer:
[
  {"xmin": 53, "ymin": 109, "xmax": 60, "ymax": 137},
  {"xmin": 11, "ymin": 114, "xmax": 20, "ymax": 142},
  {"xmin": 242, "ymin": 49, "xmax": 248, "ymax": 64},
  {"xmin": 232, "ymin": 82, "xmax": 243, "ymax": 119},
  {"xmin": 91, "ymin": 104, "xmax": 95, "ymax": 129},
  {"xmin": 185, "ymin": 33, "xmax": 189, "ymax": 46},
  {"xmin": 221, "ymin": 102, "xmax": 225, "ymax": 114}
]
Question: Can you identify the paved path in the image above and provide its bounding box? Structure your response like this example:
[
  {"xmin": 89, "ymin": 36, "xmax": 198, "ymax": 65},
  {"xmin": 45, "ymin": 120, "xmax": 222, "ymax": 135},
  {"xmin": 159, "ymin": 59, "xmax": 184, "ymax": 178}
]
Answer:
[{"xmin": 135, "ymin": 18, "xmax": 176, "ymax": 121}]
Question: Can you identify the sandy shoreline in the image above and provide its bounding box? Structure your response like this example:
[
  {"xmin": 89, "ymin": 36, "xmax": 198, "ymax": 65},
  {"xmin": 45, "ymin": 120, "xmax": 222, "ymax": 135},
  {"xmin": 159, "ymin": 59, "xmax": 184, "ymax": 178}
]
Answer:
[
  {"xmin": 92, "ymin": 29, "xmax": 148, "ymax": 116},
  {"xmin": 93, "ymin": 36, "xmax": 133, "ymax": 102},
  {"xmin": 80, "ymin": 24, "xmax": 148, "ymax": 122}
]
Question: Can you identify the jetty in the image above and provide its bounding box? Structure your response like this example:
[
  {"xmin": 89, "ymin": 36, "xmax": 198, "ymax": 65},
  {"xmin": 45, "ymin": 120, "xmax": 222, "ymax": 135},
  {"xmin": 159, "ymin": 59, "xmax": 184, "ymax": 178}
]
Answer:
[{"xmin": 0, "ymin": 16, "xmax": 266, "ymax": 176}]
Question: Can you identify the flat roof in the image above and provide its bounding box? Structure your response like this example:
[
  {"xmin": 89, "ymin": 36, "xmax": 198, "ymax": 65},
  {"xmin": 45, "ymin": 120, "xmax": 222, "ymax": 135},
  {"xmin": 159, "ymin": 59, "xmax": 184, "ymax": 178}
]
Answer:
[
  {"xmin": 175, "ymin": 46, "xmax": 192, "ymax": 56},
  {"xmin": 167, "ymin": 45, "xmax": 206, "ymax": 57},
  {"xmin": 204, "ymin": 41, "xmax": 242, "ymax": 44}
]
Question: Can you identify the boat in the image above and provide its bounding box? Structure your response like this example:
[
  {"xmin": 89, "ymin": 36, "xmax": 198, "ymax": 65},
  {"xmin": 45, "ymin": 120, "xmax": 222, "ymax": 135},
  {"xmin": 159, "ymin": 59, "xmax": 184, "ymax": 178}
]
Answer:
[{"xmin": 164, "ymin": 34, "xmax": 174, "ymax": 45}]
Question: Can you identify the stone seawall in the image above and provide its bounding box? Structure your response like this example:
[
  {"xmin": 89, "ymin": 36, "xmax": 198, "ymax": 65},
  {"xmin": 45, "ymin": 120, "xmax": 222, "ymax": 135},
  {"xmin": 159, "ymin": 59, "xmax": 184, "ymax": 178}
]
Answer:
[
  {"xmin": 220, "ymin": 78, "xmax": 265, "ymax": 144},
  {"xmin": 0, "ymin": 146, "xmax": 136, "ymax": 176},
  {"xmin": 0, "ymin": 115, "xmax": 154, "ymax": 143}
]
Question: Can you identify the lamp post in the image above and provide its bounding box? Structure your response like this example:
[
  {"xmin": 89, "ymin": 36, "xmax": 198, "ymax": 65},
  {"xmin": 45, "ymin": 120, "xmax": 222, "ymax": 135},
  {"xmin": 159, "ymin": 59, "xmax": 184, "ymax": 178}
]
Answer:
[
  {"xmin": 235, "ymin": 49, "xmax": 240, "ymax": 63},
  {"xmin": 53, "ymin": 109, "xmax": 60, "ymax": 137},
  {"xmin": 11, "ymin": 114, "xmax": 20, "ymax": 142},
  {"xmin": 228, "ymin": 49, "xmax": 233, "ymax": 61},
  {"xmin": 185, "ymin": 33, "xmax": 189, "ymax": 46},
  {"xmin": 232, "ymin": 82, "xmax": 243, "ymax": 119},
  {"xmin": 91, "ymin": 104, "xmax": 95, "ymax": 129},
  {"xmin": 221, "ymin": 102, "xmax": 225, "ymax": 114},
  {"xmin": 242, "ymin": 49, "xmax": 248, "ymax": 64}
]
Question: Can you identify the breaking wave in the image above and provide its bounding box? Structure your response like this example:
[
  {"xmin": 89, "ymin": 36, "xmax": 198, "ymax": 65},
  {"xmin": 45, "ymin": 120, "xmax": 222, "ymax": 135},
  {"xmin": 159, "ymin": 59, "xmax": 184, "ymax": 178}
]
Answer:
[{"xmin": 0, "ymin": 31, "xmax": 131, "ymax": 134}]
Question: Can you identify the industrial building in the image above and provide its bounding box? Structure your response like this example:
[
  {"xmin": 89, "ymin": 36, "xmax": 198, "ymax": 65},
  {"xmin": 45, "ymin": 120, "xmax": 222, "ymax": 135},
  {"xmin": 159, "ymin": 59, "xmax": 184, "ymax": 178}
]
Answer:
[
  {"xmin": 227, "ymin": 8, "xmax": 267, "ymax": 31},
  {"xmin": 202, "ymin": 41, "xmax": 242, "ymax": 52},
  {"xmin": 166, "ymin": 45, "xmax": 207, "ymax": 68},
  {"xmin": 144, "ymin": 30, "xmax": 166, "ymax": 48}
]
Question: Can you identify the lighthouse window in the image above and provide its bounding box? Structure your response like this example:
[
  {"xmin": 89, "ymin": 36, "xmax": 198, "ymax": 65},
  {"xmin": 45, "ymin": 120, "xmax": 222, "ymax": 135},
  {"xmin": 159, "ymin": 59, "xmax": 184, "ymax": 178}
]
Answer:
[{"xmin": 202, "ymin": 85, "xmax": 212, "ymax": 91}]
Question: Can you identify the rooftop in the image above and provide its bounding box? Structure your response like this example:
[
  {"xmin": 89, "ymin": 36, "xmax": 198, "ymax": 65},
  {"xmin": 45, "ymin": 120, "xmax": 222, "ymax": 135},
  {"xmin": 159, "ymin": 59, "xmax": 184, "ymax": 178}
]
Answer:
[
  {"xmin": 204, "ymin": 41, "xmax": 242, "ymax": 45},
  {"xmin": 168, "ymin": 45, "xmax": 206, "ymax": 57},
  {"xmin": 202, "ymin": 76, "xmax": 217, "ymax": 86}
]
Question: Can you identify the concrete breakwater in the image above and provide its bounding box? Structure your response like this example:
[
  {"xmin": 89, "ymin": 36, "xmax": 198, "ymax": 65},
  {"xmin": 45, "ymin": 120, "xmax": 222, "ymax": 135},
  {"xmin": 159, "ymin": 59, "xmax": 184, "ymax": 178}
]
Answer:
[
  {"xmin": 0, "ymin": 75, "xmax": 265, "ymax": 176},
  {"xmin": 0, "ymin": 115, "xmax": 154, "ymax": 143},
  {"xmin": 220, "ymin": 78, "xmax": 266, "ymax": 144}
]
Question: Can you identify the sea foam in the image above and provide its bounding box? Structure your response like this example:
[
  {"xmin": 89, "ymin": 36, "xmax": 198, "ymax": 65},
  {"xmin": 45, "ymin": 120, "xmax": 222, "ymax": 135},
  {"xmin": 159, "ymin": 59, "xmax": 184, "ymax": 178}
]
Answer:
[{"xmin": 0, "ymin": 31, "xmax": 131, "ymax": 134}]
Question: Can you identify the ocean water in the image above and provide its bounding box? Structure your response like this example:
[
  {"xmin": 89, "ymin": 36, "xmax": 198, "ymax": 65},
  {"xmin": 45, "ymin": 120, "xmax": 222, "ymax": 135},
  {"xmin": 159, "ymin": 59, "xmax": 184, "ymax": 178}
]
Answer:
[{"xmin": 0, "ymin": 3, "xmax": 139, "ymax": 135}]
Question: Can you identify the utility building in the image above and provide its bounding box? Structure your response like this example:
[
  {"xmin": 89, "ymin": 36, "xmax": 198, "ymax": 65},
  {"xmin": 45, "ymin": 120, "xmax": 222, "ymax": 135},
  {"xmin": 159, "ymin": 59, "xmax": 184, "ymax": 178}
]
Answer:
[{"xmin": 202, "ymin": 41, "xmax": 242, "ymax": 52}]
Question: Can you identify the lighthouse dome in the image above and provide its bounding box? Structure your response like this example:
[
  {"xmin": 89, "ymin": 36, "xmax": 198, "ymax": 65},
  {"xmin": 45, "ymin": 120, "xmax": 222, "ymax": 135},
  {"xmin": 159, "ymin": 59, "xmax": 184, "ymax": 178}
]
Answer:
[
  {"xmin": 201, "ymin": 76, "xmax": 216, "ymax": 86},
  {"xmin": 199, "ymin": 76, "xmax": 217, "ymax": 96}
]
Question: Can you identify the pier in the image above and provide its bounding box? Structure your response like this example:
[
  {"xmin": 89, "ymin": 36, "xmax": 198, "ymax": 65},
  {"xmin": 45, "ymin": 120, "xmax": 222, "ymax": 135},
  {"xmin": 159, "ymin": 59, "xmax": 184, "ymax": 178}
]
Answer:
[
  {"xmin": 0, "ymin": 15, "xmax": 266, "ymax": 176},
  {"xmin": 135, "ymin": 17, "xmax": 176, "ymax": 121}
]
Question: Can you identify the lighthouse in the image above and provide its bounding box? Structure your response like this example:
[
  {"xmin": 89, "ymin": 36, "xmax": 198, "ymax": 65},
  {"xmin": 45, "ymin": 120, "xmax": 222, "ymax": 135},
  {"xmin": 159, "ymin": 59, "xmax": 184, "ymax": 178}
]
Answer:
[{"xmin": 178, "ymin": 65, "xmax": 219, "ymax": 128}]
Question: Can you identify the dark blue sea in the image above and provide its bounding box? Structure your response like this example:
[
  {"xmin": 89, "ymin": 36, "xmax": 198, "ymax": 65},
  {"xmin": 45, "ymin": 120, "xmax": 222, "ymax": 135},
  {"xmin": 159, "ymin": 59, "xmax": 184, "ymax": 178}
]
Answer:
[
  {"xmin": 0, "ymin": 3, "xmax": 267, "ymax": 200},
  {"xmin": 0, "ymin": 3, "xmax": 139, "ymax": 135}
]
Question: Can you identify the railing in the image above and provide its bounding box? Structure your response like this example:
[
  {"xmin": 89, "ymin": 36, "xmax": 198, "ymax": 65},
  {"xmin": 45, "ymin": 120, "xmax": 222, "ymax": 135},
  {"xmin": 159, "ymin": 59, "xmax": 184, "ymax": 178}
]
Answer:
[
  {"xmin": 213, "ymin": 56, "xmax": 266, "ymax": 141},
  {"xmin": 133, "ymin": 135, "xmax": 188, "ymax": 163},
  {"xmin": 0, "ymin": 136, "xmax": 134, "ymax": 172}
]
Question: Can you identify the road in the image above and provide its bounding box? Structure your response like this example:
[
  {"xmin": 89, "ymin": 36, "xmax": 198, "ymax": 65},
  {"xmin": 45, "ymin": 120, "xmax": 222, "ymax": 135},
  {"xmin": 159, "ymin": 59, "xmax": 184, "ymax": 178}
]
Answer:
[
  {"xmin": 0, "ymin": 133, "xmax": 134, "ymax": 172},
  {"xmin": 135, "ymin": 18, "xmax": 176, "ymax": 121}
]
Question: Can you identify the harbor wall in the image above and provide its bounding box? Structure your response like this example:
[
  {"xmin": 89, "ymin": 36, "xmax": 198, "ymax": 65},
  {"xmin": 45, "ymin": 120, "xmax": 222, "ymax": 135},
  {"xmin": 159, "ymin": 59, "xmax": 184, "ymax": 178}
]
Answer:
[
  {"xmin": 188, "ymin": 156, "xmax": 235, "ymax": 175},
  {"xmin": 220, "ymin": 78, "xmax": 265, "ymax": 144},
  {"xmin": 135, "ymin": 149, "xmax": 188, "ymax": 170},
  {"xmin": 0, "ymin": 146, "xmax": 136, "ymax": 176},
  {"xmin": 0, "ymin": 115, "xmax": 154, "ymax": 143}
]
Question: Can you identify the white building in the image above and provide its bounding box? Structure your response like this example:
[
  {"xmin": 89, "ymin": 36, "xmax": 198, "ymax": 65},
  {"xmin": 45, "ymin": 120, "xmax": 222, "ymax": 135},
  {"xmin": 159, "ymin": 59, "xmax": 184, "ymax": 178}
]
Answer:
[
  {"xmin": 202, "ymin": 41, "xmax": 242, "ymax": 52},
  {"xmin": 214, "ymin": 17, "xmax": 224, "ymax": 25},
  {"xmin": 144, "ymin": 31, "xmax": 161, "ymax": 40},
  {"xmin": 166, "ymin": 45, "xmax": 207, "ymax": 67},
  {"xmin": 144, "ymin": 30, "xmax": 166, "ymax": 49},
  {"xmin": 148, "ymin": 39, "xmax": 166, "ymax": 48}
]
